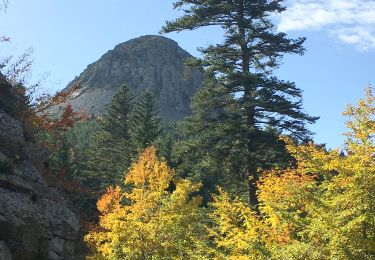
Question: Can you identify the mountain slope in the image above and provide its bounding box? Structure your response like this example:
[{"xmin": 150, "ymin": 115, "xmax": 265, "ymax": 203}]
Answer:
[{"xmin": 62, "ymin": 35, "xmax": 204, "ymax": 121}]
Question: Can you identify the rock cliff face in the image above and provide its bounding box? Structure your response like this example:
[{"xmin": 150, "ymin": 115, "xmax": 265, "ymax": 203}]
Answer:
[
  {"xmin": 0, "ymin": 79, "xmax": 80, "ymax": 259},
  {"xmin": 61, "ymin": 35, "xmax": 203, "ymax": 121}
]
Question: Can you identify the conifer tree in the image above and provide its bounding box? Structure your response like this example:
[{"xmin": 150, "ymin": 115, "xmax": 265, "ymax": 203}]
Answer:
[
  {"xmin": 83, "ymin": 85, "xmax": 134, "ymax": 192},
  {"xmin": 163, "ymin": 0, "xmax": 318, "ymax": 206},
  {"xmin": 155, "ymin": 122, "xmax": 178, "ymax": 166},
  {"xmin": 99, "ymin": 85, "xmax": 134, "ymax": 140},
  {"xmin": 209, "ymin": 88, "xmax": 375, "ymax": 259},
  {"xmin": 130, "ymin": 91, "xmax": 161, "ymax": 152}
]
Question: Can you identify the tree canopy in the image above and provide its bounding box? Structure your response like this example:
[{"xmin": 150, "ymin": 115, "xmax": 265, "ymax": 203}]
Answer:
[
  {"xmin": 85, "ymin": 146, "xmax": 210, "ymax": 259},
  {"xmin": 164, "ymin": 0, "xmax": 317, "ymax": 206}
]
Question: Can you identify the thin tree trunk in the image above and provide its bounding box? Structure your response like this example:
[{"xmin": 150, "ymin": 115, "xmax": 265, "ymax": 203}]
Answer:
[
  {"xmin": 238, "ymin": 0, "xmax": 260, "ymax": 209},
  {"xmin": 247, "ymin": 171, "xmax": 259, "ymax": 209}
]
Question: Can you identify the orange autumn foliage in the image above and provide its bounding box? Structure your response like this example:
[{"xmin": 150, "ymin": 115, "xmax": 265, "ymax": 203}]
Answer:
[
  {"xmin": 96, "ymin": 186, "xmax": 123, "ymax": 215},
  {"xmin": 34, "ymin": 84, "xmax": 87, "ymax": 132}
]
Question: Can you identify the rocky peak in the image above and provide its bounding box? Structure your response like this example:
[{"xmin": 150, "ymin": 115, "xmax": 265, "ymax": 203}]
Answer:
[{"xmin": 62, "ymin": 35, "xmax": 204, "ymax": 121}]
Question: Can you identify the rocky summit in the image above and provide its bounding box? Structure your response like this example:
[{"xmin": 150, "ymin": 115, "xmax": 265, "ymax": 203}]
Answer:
[{"xmin": 61, "ymin": 35, "xmax": 204, "ymax": 121}]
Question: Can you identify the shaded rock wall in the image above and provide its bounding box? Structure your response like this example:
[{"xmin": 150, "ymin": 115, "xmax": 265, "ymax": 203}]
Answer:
[{"xmin": 0, "ymin": 80, "xmax": 81, "ymax": 259}]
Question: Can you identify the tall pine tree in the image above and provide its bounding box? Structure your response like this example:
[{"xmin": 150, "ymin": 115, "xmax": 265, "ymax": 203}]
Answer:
[
  {"xmin": 82, "ymin": 88, "xmax": 164, "ymax": 193},
  {"xmin": 83, "ymin": 85, "xmax": 134, "ymax": 192},
  {"xmin": 163, "ymin": 0, "xmax": 318, "ymax": 206},
  {"xmin": 130, "ymin": 91, "xmax": 161, "ymax": 152}
]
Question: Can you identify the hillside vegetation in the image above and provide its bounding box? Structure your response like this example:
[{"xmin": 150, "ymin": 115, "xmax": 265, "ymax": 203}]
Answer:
[{"xmin": 0, "ymin": 0, "xmax": 374, "ymax": 259}]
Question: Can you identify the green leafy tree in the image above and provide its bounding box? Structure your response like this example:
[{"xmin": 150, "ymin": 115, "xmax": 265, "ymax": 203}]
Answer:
[{"xmin": 163, "ymin": 0, "xmax": 317, "ymax": 206}]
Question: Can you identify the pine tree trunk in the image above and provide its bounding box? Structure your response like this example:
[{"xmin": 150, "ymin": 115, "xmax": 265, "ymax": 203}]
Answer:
[
  {"xmin": 238, "ymin": 1, "xmax": 260, "ymax": 208},
  {"xmin": 248, "ymin": 172, "xmax": 259, "ymax": 209}
]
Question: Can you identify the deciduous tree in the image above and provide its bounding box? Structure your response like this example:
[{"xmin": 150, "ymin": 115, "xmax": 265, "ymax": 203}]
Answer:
[
  {"xmin": 209, "ymin": 88, "xmax": 375, "ymax": 259},
  {"xmin": 85, "ymin": 146, "xmax": 210, "ymax": 259}
]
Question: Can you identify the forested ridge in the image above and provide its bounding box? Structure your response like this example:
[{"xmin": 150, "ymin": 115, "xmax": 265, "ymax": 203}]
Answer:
[{"xmin": 0, "ymin": 0, "xmax": 374, "ymax": 259}]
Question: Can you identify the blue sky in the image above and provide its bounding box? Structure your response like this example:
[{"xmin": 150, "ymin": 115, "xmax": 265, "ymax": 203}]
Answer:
[{"xmin": 0, "ymin": 0, "xmax": 374, "ymax": 148}]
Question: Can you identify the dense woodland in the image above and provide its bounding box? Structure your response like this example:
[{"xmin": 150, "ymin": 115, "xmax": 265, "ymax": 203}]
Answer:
[{"xmin": 1, "ymin": 0, "xmax": 374, "ymax": 259}]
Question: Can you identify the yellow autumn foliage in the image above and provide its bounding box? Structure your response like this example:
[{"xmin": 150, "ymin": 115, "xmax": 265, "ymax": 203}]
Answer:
[
  {"xmin": 209, "ymin": 87, "xmax": 375, "ymax": 259},
  {"xmin": 85, "ymin": 88, "xmax": 375, "ymax": 259},
  {"xmin": 85, "ymin": 146, "xmax": 211, "ymax": 259},
  {"xmin": 209, "ymin": 187, "xmax": 268, "ymax": 260}
]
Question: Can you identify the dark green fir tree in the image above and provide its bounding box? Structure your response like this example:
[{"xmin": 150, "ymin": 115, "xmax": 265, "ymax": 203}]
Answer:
[
  {"xmin": 83, "ymin": 85, "xmax": 134, "ymax": 192},
  {"xmin": 163, "ymin": 0, "xmax": 318, "ymax": 206},
  {"xmin": 155, "ymin": 122, "xmax": 178, "ymax": 166},
  {"xmin": 130, "ymin": 91, "xmax": 161, "ymax": 152}
]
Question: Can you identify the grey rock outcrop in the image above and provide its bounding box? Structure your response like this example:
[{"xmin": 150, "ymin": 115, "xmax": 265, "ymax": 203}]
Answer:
[
  {"xmin": 60, "ymin": 35, "xmax": 204, "ymax": 121},
  {"xmin": 0, "ymin": 111, "xmax": 25, "ymax": 144},
  {"xmin": 0, "ymin": 241, "xmax": 12, "ymax": 260},
  {"xmin": 0, "ymin": 81, "xmax": 81, "ymax": 259}
]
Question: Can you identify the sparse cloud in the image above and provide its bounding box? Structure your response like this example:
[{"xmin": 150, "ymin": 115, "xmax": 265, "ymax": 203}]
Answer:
[{"xmin": 277, "ymin": 0, "xmax": 375, "ymax": 51}]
